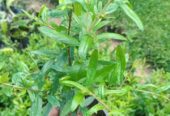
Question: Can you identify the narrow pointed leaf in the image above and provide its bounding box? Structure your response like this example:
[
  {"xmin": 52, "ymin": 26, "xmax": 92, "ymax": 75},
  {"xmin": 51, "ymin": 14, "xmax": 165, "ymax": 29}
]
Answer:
[
  {"xmin": 97, "ymin": 33, "xmax": 126, "ymax": 41},
  {"xmin": 71, "ymin": 92, "xmax": 84, "ymax": 111},
  {"xmin": 30, "ymin": 94, "xmax": 42, "ymax": 116},
  {"xmin": 78, "ymin": 35, "xmax": 93, "ymax": 59},
  {"xmin": 39, "ymin": 26, "xmax": 79, "ymax": 46},
  {"xmin": 121, "ymin": 4, "xmax": 144, "ymax": 31},
  {"xmin": 86, "ymin": 50, "xmax": 98, "ymax": 85}
]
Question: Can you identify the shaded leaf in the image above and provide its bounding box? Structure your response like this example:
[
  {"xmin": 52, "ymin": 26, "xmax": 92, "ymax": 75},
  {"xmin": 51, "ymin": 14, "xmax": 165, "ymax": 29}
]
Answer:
[{"xmin": 48, "ymin": 95, "xmax": 60, "ymax": 107}]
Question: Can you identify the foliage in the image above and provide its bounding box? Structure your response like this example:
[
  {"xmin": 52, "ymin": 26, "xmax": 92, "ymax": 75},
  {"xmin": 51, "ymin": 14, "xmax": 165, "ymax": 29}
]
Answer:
[
  {"xmin": 0, "ymin": 0, "xmax": 169, "ymax": 116},
  {"xmin": 117, "ymin": 0, "xmax": 170, "ymax": 71}
]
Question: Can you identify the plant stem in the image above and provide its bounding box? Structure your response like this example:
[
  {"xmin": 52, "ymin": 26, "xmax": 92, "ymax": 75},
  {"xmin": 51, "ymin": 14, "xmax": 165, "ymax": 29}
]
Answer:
[{"xmin": 67, "ymin": 9, "xmax": 73, "ymax": 66}]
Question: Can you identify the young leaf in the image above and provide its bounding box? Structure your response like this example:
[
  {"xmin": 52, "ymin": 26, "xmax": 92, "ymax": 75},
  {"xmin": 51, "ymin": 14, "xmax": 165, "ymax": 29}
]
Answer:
[
  {"xmin": 38, "ymin": 5, "xmax": 48, "ymax": 22},
  {"xmin": 78, "ymin": 35, "xmax": 93, "ymax": 59},
  {"xmin": 39, "ymin": 26, "xmax": 79, "ymax": 46},
  {"xmin": 120, "ymin": 3, "xmax": 144, "ymax": 30},
  {"xmin": 97, "ymin": 33, "xmax": 127, "ymax": 41},
  {"xmin": 71, "ymin": 92, "xmax": 84, "ymax": 111},
  {"xmin": 86, "ymin": 50, "xmax": 98, "ymax": 85}
]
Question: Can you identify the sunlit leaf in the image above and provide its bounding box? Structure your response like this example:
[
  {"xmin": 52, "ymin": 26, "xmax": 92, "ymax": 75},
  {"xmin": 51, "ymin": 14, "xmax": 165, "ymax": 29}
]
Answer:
[
  {"xmin": 30, "ymin": 94, "xmax": 42, "ymax": 116},
  {"xmin": 120, "ymin": 3, "xmax": 144, "ymax": 30},
  {"xmin": 78, "ymin": 35, "xmax": 93, "ymax": 59},
  {"xmin": 39, "ymin": 26, "xmax": 79, "ymax": 46},
  {"xmin": 86, "ymin": 50, "xmax": 98, "ymax": 85},
  {"xmin": 97, "ymin": 33, "xmax": 127, "ymax": 41},
  {"xmin": 71, "ymin": 92, "xmax": 84, "ymax": 111}
]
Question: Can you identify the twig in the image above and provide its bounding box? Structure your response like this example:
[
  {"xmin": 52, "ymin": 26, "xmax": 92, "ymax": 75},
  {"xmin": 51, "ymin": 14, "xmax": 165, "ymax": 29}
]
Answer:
[{"xmin": 67, "ymin": 8, "xmax": 73, "ymax": 66}]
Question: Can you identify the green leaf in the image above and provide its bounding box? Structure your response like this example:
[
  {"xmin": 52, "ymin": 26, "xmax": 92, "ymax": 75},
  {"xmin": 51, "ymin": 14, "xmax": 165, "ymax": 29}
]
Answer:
[
  {"xmin": 43, "ymin": 103, "xmax": 52, "ymax": 116},
  {"xmin": 110, "ymin": 62, "xmax": 122, "ymax": 84},
  {"xmin": 110, "ymin": 46, "xmax": 126, "ymax": 84},
  {"xmin": 71, "ymin": 92, "xmax": 84, "ymax": 111},
  {"xmin": 120, "ymin": 3, "xmax": 144, "ymax": 30},
  {"xmin": 38, "ymin": 5, "xmax": 48, "ymax": 22},
  {"xmin": 30, "ymin": 94, "xmax": 42, "ymax": 116},
  {"xmin": 116, "ymin": 46, "xmax": 126, "ymax": 71},
  {"xmin": 74, "ymin": 2, "xmax": 83, "ymax": 16},
  {"xmin": 0, "ymin": 73, "xmax": 9, "ymax": 84},
  {"xmin": 105, "ymin": 2, "xmax": 118, "ymax": 14},
  {"xmin": 60, "ymin": 99, "xmax": 72, "ymax": 116},
  {"xmin": 60, "ymin": 80, "xmax": 90, "ymax": 94},
  {"xmin": 95, "ymin": 64, "xmax": 115, "ymax": 82},
  {"xmin": 47, "ymin": 95, "xmax": 60, "ymax": 107},
  {"xmin": 89, "ymin": 104, "xmax": 104, "ymax": 115},
  {"xmin": 86, "ymin": 50, "xmax": 98, "ymax": 85},
  {"xmin": 39, "ymin": 26, "xmax": 79, "ymax": 46},
  {"xmin": 81, "ymin": 96, "xmax": 95, "ymax": 107},
  {"xmin": 78, "ymin": 35, "xmax": 93, "ymax": 59},
  {"xmin": 105, "ymin": 89, "xmax": 128, "ymax": 95},
  {"xmin": 157, "ymin": 84, "xmax": 170, "ymax": 93},
  {"xmin": 97, "ymin": 33, "xmax": 126, "ymax": 41}
]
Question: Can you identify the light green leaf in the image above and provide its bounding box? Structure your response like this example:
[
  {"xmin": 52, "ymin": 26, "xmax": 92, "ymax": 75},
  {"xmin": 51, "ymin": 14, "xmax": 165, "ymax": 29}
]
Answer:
[
  {"xmin": 105, "ymin": 89, "xmax": 127, "ymax": 95},
  {"xmin": 97, "ymin": 33, "xmax": 126, "ymax": 41},
  {"xmin": 89, "ymin": 104, "xmax": 104, "ymax": 115},
  {"xmin": 38, "ymin": 5, "xmax": 48, "ymax": 22},
  {"xmin": 121, "ymin": 3, "xmax": 144, "ymax": 30},
  {"xmin": 94, "ymin": 20, "xmax": 111, "ymax": 31},
  {"xmin": 30, "ymin": 94, "xmax": 42, "ymax": 116},
  {"xmin": 105, "ymin": 2, "xmax": 118, "ymax": 14},
  {"xmin": 116, "ymin": 45, "xmax": 126, "ymax": 71},
  {"xmin": 71, "ymin": 92, "xmax": 84, "ymax": 111},
  {"xmin": 60, "ymin": 80, "xmax": 90, "ymax": 94},
  {"xmin": 39, "ymin": 26, "xmax": 79, "ymax": 46},
  {"xmin": 78, "ymin": 35, "xmax": 93, "ymax": 59}
]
